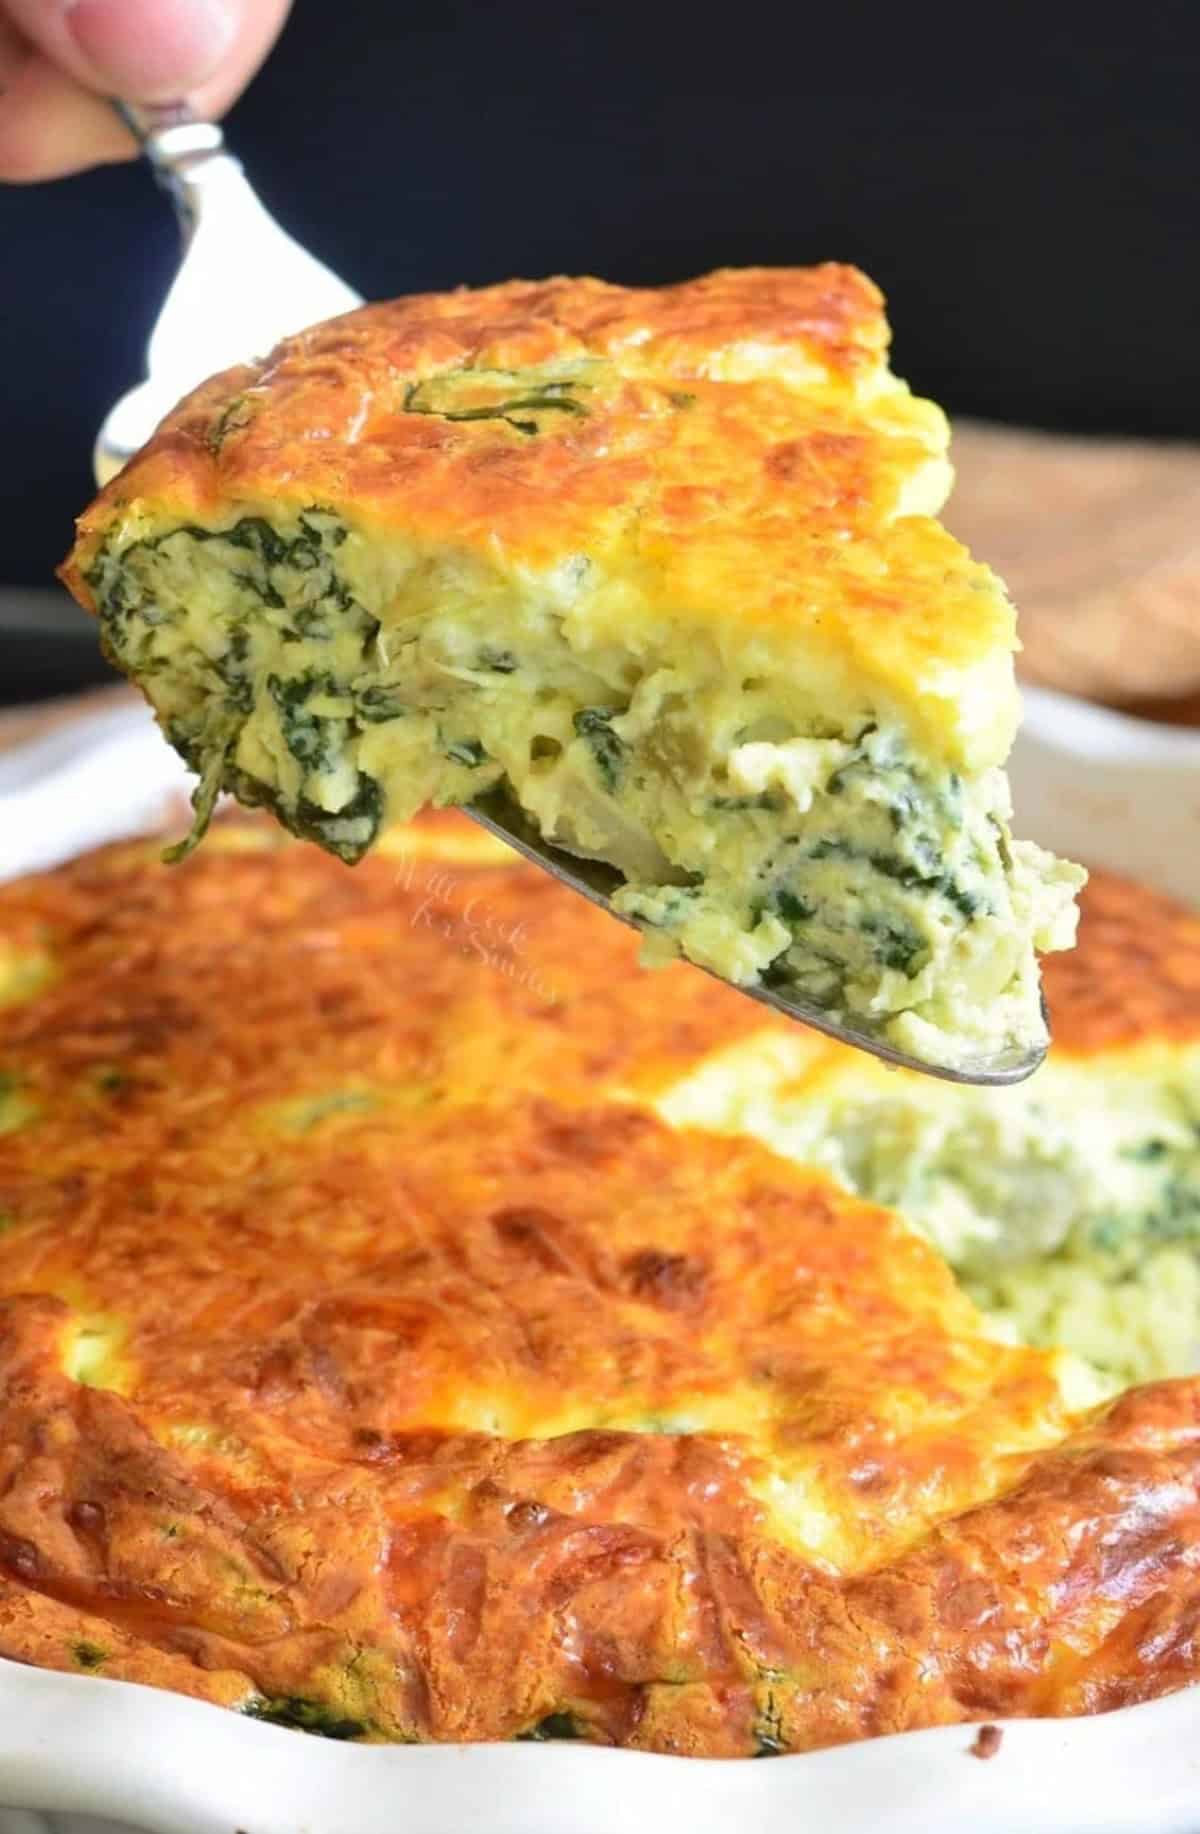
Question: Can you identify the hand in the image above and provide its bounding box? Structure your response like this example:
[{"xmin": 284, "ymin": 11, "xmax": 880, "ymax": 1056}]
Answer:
[{"xmin": 0, "ymin": 0, "xmax": 292, "ymax": 180}]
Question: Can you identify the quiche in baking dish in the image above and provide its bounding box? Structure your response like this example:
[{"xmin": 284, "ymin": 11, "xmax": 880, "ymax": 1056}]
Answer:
[
  {"xmin": 661, "ymin": 868, "xmax": 1200, "ymax": 1386},
  {"xmin": 61, "ymin": 266, "xmax": 1082, "ymax": 1073},
  {"xmin": 0, "ymin": 812, "xmax": 1194, "ymax": 1755}
]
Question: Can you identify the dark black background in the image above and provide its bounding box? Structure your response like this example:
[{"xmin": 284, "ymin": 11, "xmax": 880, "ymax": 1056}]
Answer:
[{"xmin": 2, "ymin": 0, "xmax": 1198, "ymax": 694}]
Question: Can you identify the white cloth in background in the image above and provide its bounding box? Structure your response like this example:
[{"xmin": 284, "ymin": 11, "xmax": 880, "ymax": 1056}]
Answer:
[{"xmin": 0, "ymin": 705, "xmax": 193, "ymax": 882}]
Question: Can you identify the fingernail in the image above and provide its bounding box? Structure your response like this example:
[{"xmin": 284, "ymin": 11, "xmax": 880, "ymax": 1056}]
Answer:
[{"xmin": 65, "ymin": 0, "xmax": 236, "ymax": 96}]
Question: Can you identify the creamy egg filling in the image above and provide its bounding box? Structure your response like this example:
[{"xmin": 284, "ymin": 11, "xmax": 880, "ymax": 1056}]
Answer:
[
  {"xmin": 657, "ymin": 1034, "xmax": 1200, "ymax": 1384},
  {"xmin": 86, "ymin": 509, "xmax": 1080, "ymax": 1070}
]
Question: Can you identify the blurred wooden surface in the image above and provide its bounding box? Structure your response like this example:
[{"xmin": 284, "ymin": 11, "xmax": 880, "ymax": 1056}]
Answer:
[
  {"xmin": 3, "ymin": 418, "xmax": 1199, "ymax": 755},
  {"xmin": 947, "ymin": 420, "xmax": 1200, "ymax": 722}
]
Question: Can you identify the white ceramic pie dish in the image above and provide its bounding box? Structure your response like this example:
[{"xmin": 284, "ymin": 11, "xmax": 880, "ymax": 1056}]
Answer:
[{"xmin": 1, "ymin": 684, "xmax": 1199, "ymax": 1834}]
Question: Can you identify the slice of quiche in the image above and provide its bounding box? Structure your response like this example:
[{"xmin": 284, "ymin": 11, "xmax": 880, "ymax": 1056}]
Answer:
[{"xmin": 62, "ymin": 265, "xmax": 1082, "ymax": 1071}]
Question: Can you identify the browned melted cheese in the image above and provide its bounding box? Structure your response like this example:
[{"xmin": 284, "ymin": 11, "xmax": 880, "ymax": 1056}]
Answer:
[
  {"xmin": 0, "ymin": 816, "xmax": 1197, "ymax": 1754},
  {"xmin": 61, "ymin": 266, "xmax": 1016, "ymax": 768},
  {"xmin": 1040, "ymin": 868, "xmax": 1200, "ymax": 1056}
]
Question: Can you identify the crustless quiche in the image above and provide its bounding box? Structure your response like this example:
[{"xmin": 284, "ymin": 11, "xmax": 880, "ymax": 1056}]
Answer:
[
  {"xmin": 0, "ymin": 813, "xmax": 1195, "ymax": 1755},
  {"xmin": 61, "ymin": 266, "xmax": 1083, "ymax": 1073},
  {"xmin": 662, "ymin": 868, "xmax": 1200, "ymax": 1386}
]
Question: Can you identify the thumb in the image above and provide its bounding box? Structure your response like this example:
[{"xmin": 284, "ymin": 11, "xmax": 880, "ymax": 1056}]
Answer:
[{"xmin": 2, "ymin": 0, "xmax": 237, "ymax": 100}]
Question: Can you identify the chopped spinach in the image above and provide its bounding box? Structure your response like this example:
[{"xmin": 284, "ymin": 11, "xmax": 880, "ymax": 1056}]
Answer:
[
  {"xmin": 162, "ymin": 739, "xmax": 233, "ymax": 865},
  {"xmin": 404, "ymin": 367, "xmax": 592, "ymax": 438},
  {"xmin": 216, "ymin": 518, "xmax": 287, "ymax": 566},
  {"xmin": 826, "ymin": 758, "xmax": 924, "ymax": 839},
  {"xmin": 227, "ymin": 766, "xmax": 382, "ymax": 865},
  {"xmin": 206, "ymin": 395, "xmax": 250, "ymax": 454},
  {"xmin": 71, "ymin": 1641, "xmax": 108, "ymax": 1671},
  {"xmin": 476, "ymin": 646, "xmax": 518, "ymax": 673},
  {"xmin": 215, "ymin": 629, "xmax": 254, "ymax": 712},
  {"xmin": 762, "ymin": 945, "xmax": 845, "ymax": 1008},
  {"xmin": 753, "ymin": 1685, "xmax": 788, "ymax": 1757},
  {"xmin": 1124, "ymin": 1138, "xmax": 1169, "ymax": 1164},
  {"xmin": 1087, "ymin": 1213, "xmax": 1127, "ymax": 1256},
  {"xmin": 806, "ymin": 838, "xmax": 984, "ymax": 921},
  {"xmin": 573, "ymin": 707, "xmax": 624, "ymax": 791},
  {"xmin": 298, "ymin": 508, "xmax": 348, "ymax": 547},
  {"xmin": 635, "ymin": 887, "xmax": 700, "ymax": 928},
  {"xmin": 860, "ymin": 912, "xmax": 928, "ymax": 976},
  {"xmin": 711, "ymin": 792, "xmax": 785, "ymax": 813},
  {"xmin": 91, "ymin": 511, "xmax": 405, "ymax": 871},
  {"xmin": 268, "ymin": 671, "xmax": 343, "ymax": 769},
  {"xmin": 232, "ymin": 568, "xmax": 285, "ymax": 611},
  {"xmin": 886, "ymin": 787, "xmax": 922, "ymax": 832},
  {"xmin": 936, "ymin": 876, "xmax": 984, "ymax": 920},
  {"xmin": 772, "ymin": 887, "xmax": 814, "ymax": 925},
  {"xmin": 355, "ymin": 685, "xmax": 408, "ymax": 723},
  {"xmin": 823, "ymin": 734, "xmax": 967, "ymax": 858},
  {"xmin": 1152, "ymin": 1177, "xmax": 1200, "ymax": 1242},
  {"xmin": 292, "ymin": 775, "xmax": 384, "ymax": 864},
  {"xmin": 279, "ymin": 1090, "xmax": 376, "ymax": 1133},
  {"xmin": 517, "ymin": 1712, "xmax": 583, "ymax": 1741},
  {"xmin": 285, "ymin": 536, "xmax": 320, "ymax": 572},
  {"xmin": 244, "ymin": 1694, "xmax": 367, "ymax": 1740},
  {"xmin": 94, "ymin": 515, "xmax": 371, "ymax": 676},
  {"xmin": 444, "ymin": 737, "xmax": 490, "ymax": 768}
]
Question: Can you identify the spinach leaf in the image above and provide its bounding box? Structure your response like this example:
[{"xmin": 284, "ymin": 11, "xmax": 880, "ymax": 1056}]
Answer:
[
  {"xmin": 860, "ymin": 911, "xmax": 927, "ymax": 975},
  {"xmin": 404, "ymin": 368, "xmax": 591, "ymax": 438},
  {"xmin": 355, "ymin": 685, "xmax": 408, "ymax": 723},
  {"xmin": 215, "ymin": 629, "xmax": 253, "ymax": 712},
  {"xmin": 292, "ymin": 775, "xmax": 383, "ymax": 865},
  {"xmin": 517, "ymin": 1712, "xmax": 583, "ymax": 1741},
  {"xmin": 444, "ymin": 738, "xmax": 489, "ymax": 768},
  {"xmin": 244, "ymin": 1695, "xmax": 366, "ymax": 1740},
  {"xmin": 476, "ymin": 646, "xmax": 518, "ymax": 673},
  {"xmin": 1124, "ymin": 1139, "xmax": 1169, "ymax": 1164},
  {"xmin": 711, "ymin": 792, "xmax": 784, "ymax": 813},
  {"xmin": 573, "ymin": 707, "xmax": 624, "ymax": 791},
  {"xmin": 162, "ymin": 739, "xmax": 233, "ymax": 864},
  {"xmin": 807, "ymin": 838, "xmax": 984, "ymax": 921},
  {"xmin": 268, "ymin": 671, "xmax": 342, "ymax": 770},
  {"xmin": 772, "ymin": 887, "xmax": 814, "ymax": 925}
]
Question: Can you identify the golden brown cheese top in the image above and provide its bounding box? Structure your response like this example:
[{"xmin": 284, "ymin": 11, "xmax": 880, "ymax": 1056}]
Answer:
[
  {"xmin": 1038, "ymin": 867, "xmax": 1200, "ymax": 1056},
  {"xmin": 1, "ymin": 814, "xmax": 1199, "ymax": 1752},
  {"xmin": 62, "ymin": 268, "xmax": 1018, "ymax": 767}
]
